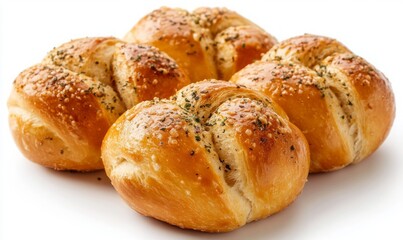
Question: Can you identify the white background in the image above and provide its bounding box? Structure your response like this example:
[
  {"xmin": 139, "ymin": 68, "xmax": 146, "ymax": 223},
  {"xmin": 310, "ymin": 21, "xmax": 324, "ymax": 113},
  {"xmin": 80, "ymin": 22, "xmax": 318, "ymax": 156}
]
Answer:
[{"xmin": 1, "ymin": 0, "xmax": 402, "ymax": 239}]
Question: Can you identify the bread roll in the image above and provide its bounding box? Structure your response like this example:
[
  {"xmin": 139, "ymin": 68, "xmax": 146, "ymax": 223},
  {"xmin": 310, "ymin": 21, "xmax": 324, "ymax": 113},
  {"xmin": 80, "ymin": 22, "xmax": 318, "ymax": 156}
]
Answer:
[
  {"xmin": 231, "ymin": 34, "xmax": 395, "ymax": 172},
  {"xmin": 102, "ymin": 80, "xmax": 310, "ymax": 232},
  {"xmin": 124, "ymin": 7, "xmax": 277, "ymax": 82},
  {"xmin": 8, "ymin": 37, "xmax": 190, "ymax": 171}
]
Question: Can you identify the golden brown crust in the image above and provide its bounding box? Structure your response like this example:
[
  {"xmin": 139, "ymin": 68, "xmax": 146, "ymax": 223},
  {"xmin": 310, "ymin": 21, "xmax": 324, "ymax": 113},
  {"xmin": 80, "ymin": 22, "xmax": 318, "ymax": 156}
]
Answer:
[
  {"xmin": 232, "ymin": 34, "xmax": 395, "ymax": 172},
  {"xmin": 103, "ymin": 101, "xmax": 246, "ymax": 231},
  {"xmin": 9, "ymin": 64, "xmax": 124, "ymax": 170},
  {"xmin": 262, "ymin": 34, "xmax": 351, "ymax": 67},
  {"xmin": 215, "ymin": 25, "xmax": 277, "ymax": 80},
  {"xmin": 113, "ymin": 43, "xmax": 190, "ymax": 109},
  {"xmin": 232, "ymin": 61, "xmax": 353, "ymax": 171},
  {"xmin": 8, "ymin": 37, "xmax": 190, "ymax": 171},
  {"xmin": 207, "ymin": 97, "xmax": 309, "ymax": 221},
  {"xmin": 43, "ymin": 37, "xmax": 121, "ymax": 86},
  {"xmin": 124, "ymin": 7, "xmax": 217, "ymax": 82},
  {"xmin": 172, "ymin": 79, "xmax": 288, "ymax": 121},
  {"xmin": 317, "ymin": 53, "xmax": 395, "ymax": 162},
  {"xmin": 192, "ymin": 7, "xmax": 257, "ymax": 35},
  {"xmin": 124, "ymin": 7, "xmax": 277, "ymax": 82},
  {"xmin": 102, "ymin": 80, "xmax": 310, "ymax": 232}
]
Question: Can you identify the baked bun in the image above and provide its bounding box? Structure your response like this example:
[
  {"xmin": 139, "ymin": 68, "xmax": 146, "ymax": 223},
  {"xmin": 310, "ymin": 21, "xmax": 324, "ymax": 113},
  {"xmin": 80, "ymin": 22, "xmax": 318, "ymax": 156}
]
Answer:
[
  {"xmin": 231, "ymin": 34, "xmax": 395, "ymax": 172},
  {"xmin": 124, "ymin": 7, "xmax": 277, "ymax": 82},
  {"xmin": 8, "ymin": 37, "xmax": 190, "ymax": 171},
  {"xmin": 101, "ymin": 80, "xmax": 310, "ymax": 232}
]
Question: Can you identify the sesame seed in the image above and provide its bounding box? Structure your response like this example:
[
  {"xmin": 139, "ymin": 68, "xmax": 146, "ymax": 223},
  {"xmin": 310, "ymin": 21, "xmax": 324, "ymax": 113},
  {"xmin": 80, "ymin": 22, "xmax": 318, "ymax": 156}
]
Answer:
[
  {"xmin": 168, "ymin": 137, "xmax": 178, "ymax": 145},
  {"xmin": 152, "ymin": 162, "xmax": 160, "ymax": 171},
  {"xmin": 227, "ymin": 111, "xmax": 236, "ymax": 116},
  {"xmin": 258, "ymin": 116, "xmax": 268, "ymax": 124},
  {"xmin": 193, "ymin": 33, "xmax": 201, "ymax": 41},
  {"xmin": 245, "ymin": 129, "xmax": 252, "ymax": 136},
  {"xmin": 169, "ymin": 128, "xmax": 179, "ymax": 138}
]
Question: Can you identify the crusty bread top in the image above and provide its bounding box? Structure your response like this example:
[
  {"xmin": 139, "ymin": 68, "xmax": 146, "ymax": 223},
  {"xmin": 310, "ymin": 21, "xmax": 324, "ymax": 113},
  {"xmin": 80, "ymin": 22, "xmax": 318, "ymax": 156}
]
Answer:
[
  {"xmin": 232, "ymin": 34, "xmax": 395, "ymax": 172},
  {"xmin": 125, "ymin": 7, "xmax": 277, "ymax": 82},
  {"xmin": 102, "ymin": 80, "xmax": 310, "ymax": 231}
]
